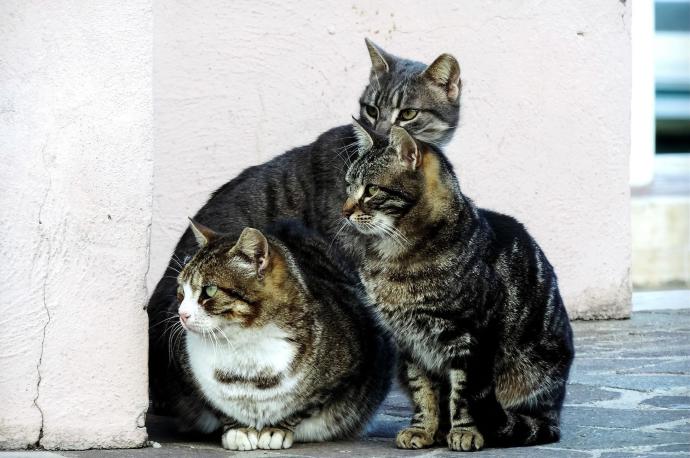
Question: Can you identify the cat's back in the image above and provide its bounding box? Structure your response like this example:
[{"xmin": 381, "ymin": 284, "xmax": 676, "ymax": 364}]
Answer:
[
  {"xmin": 480, "ymin": 209, "xmax": 532, "ymax": 252},
  {"xmin": 478, "ymin": 207, "xmax": 570, "ymax": 345},
  {"xmin": 199, "ymin": 125, "xmax": 354, "ymax": 234},
  {"xmin": 479, "ymin": 208, "xmax": 556, "ymax": 274},
  {"xmin": 163, "ymin": 125, "xmax": 356, "ymax": 269},
  {"xmin": 267, "ymin": 220, "xmax": 359, "ymax": 289}
]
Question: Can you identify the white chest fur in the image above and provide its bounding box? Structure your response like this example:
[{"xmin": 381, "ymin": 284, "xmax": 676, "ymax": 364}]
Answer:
[{"xmin": 185, "ymin": 324, "xmax": 301, "ymax": 429}]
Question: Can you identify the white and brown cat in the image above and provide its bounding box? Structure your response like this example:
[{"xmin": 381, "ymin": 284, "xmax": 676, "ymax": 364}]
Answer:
[{"xmin": 172, "ymin": 219, "xmax": 394, "ymax": 450}]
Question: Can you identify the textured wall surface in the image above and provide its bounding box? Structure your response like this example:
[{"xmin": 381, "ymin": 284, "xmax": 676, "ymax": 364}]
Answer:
[
  {"xmin": 152, "ymin": 0, "xmax": 632, "ymax": 319},
  {"xmin": 0, "ymin": 1, "xmax": 152, "ymax": 449}
]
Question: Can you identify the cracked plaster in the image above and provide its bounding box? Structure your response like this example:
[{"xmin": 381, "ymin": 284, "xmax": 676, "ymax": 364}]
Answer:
[{"xmin": 0, "ymin": 0, "xmax": 153, "ymax": 450}]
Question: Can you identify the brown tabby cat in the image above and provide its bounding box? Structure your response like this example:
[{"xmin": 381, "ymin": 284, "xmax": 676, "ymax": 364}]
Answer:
[
  {"xmin": 341, "ymin": 124, "xmax": 574, "ymax": 451},
  {"xmin": 173, "ymin": 219, "xmax": 393, "ymax": 450}
]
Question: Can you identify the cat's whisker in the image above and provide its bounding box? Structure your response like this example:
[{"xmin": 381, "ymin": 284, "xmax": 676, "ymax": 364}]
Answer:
[
  {"xmin": 386, "ymin": 224, "xmax": 411, "ymax": 246},
  {"xmin": 335, "ymin": 140, "xmax": 358, "ymax": 155},
  {"xmin": 379, "ymin": 225, "xmax": 405, "ymax": 249},
  {"xmin": 214, "ymin": 326, "xmax": 237, "ymax": 352},
  {"xmin": 205, "ymin": 328, "xmax": 219, "ymax": 362},
  {"xmin": 172, "ymin": 254, "xmax": 187, "ymax": 269},
  {"xmin": 211, "ymin": 328, "xmax": 221, "ymax": 356},
  {"xmin": 168, "ymin": 322, "xmax": 183, "ymax": 365},
  {"xmin": 367, "ymin": 219, "xmax": 390, "ymax": 236},
  {"xmin": 151, "ymin": 315, "xmax": 180, "ymax": 330},
  {"xmin": 162, "ymin": 322, "xmax": 180, "ymax": 341},
  {"xmin": 372, "ymin": 220, "xmax": 408, "ymax": 249},
  {"xmin": 328, "ymin": 219, "xmax": 349, "ymax": 255},
  {"xmin": 377, "ymin": 218, "xmax": 410, "ymax": 244},
  {"xmin": 212, "ymin": 330, "xmax": 223, "ymax": 360},
  {"xmin": 335, "ymin": 141, "xmax": 358, "ymax": 168},
  {"xmin": 172, "ymin": 324, "xmax": 185, "ymax": 358}
]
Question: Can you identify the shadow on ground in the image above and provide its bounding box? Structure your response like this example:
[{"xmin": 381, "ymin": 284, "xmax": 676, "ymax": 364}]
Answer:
[{"xmin": 15, "ymin": 309, "xmax": 690, "ymax": 457}]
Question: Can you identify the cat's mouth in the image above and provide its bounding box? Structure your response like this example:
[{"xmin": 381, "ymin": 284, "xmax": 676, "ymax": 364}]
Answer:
[
  {"xmin": 179, "ymin": 317, "xmax": 204, "ymax": 335},
  {"xmin": 349, "ymin": 215, "xmax": 382, "ymax": 236},
  {"xmin": 349, "ymin": 213, "xmax": 401, "ymax": 239}
]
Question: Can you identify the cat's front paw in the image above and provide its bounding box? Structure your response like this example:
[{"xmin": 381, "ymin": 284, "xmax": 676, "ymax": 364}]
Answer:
[
  {"xmin": 447, "ymin": 427, "xmax": 484, "ymax": 452},
  {"xmin": 395, "ymin": 427, "xmax": 435, "ymax": 449},
  {"xmin": 257, "ymin": 427, "xmax": 294, "ymax": 449},
  {"xmin": 221, "ymin": 427, "xmax": 259, "ymax": 451}
]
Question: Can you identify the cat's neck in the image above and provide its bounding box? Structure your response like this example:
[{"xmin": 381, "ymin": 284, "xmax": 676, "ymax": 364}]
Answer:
[{"xmin": 185, "ymin": 322, "xmax": 299, "ymax": 369}]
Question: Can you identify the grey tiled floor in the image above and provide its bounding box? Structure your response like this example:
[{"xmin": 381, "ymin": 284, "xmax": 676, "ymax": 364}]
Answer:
[{"xmin": 4, "ymin": 308, "xmax": 690, "ymax": 457}]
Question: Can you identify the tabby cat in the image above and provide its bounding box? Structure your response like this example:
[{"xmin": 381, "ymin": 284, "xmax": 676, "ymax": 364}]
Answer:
[
  {"xmin": 148, "ymin": 39, "xmax": 462, "ymax": 431},
  {"xmin": 341, "ymin": 124, "xmax": 574, "ymax": 451},
  {"xmin": 173, "ymin": 219, "xmax": 393, "ymax": 450}
]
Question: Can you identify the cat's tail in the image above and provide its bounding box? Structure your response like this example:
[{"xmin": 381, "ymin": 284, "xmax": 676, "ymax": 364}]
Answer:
[
  {"xmin": 483, "ymin": 409, "xmax": 561, "ymax": 447},
  {"xmin": 471, "ymin": 390, "xmax": 563, "ymax": 447}
]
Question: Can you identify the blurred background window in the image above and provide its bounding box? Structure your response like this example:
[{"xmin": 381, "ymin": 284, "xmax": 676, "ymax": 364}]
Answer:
[
  {"xmin": 655, "ymin": 0, "xmax": 690, "ymax": 153},
  {"xmin": 630, "ymin": 0, "xmax": 689, "ymax": 300}
]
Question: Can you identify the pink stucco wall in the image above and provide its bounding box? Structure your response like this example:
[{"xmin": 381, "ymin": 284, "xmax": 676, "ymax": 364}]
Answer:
[
  {"xmin": 151, "ymin": 0, "xmax": 632, "ymax": 319},
  {"xmin": 0, "ymin": 0, "xmax": 632, "ymax": 451},
  {"xmin": 0, "ymin": 1, "xmax": 152, "ymax": 449}
]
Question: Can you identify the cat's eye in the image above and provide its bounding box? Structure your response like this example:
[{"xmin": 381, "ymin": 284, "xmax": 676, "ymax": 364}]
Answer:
[
  {"xmin": 176, "ymin": 285, "xmax": 184, "ymax": 302},
  {"xmin": 365, "ymin": 105, "xmax": 378, "ymax": 119},
  {"xmin": 399, "ymin": 109, "xmax": 418, "ymax": 121},
  {"xmin": 365, "ymin": 185, "xmax": 379, "ymax": 197},
  {"xmin": 204, "ymin": 285, "xmax": 218, "ymax": 298}
]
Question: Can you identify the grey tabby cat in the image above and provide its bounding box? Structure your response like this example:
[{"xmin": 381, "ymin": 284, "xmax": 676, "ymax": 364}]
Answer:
[
  {"xmin": 341, "ymin": 124, "xmax": 574, "ymax": 451},
  {"xmin": 148, "ymin": 39, "xmax": 462, "ymax": 432},
  {"xmin": 360, "ymin": 39, "xmax": 460, "ymax": 147},
  {"xmin": 173, "ymin": 219, "xmax": 391, "ymax": 450}
]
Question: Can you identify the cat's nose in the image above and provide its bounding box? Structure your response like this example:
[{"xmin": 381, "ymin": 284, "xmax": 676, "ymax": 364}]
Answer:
[
  {"xmin": 375, "ymin": 119, "xmax": 392, "ymax": 136},
  {"xmin": 179, "ymin": 311, "xmax": 191, "ymax": 325}
]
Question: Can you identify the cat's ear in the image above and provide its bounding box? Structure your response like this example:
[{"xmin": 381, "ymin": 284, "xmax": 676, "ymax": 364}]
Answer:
[
  {"xmin": 365, "ymin": 38, "xmax": 390, "ymax": 74},
  {"xmin": 351, "ymin": 116, "xmax": 373, "ymax": 154},
  {"xmin": 234, "ymin": 227, "xmax": 270, "ymax": 280},
  {"xmin": 188, "ymin": 218, "xmax": 217, "ymax": 248},
  {"xmin": 423, "ymin": 53, "xmax": 461, "ymax": 101},
  {"xmin": 390, "ymin": 126, "xmax": 421, "ymax": 171}
]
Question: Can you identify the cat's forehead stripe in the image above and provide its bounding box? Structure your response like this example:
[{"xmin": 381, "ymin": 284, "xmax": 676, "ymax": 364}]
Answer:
[{"xmin": 392, "ymin": 82, "xmax": 406, "ymax": 108}]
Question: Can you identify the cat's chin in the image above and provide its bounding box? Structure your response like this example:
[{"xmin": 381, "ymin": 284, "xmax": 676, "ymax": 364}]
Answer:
[
  {"xmin": 181, "ymin": 322, "xmax": 212, "ymax": 335},
  {"xmin": 351, "ymin": 223, "xmax": 385, "ymax": 237},
  {"xmin": 184, "ymin": 323, "xmax": 239, "ymax": 337}
]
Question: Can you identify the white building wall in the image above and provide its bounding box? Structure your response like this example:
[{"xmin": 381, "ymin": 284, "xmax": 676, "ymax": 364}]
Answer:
[
  {"xmin": 0, "ymin": 1, "xmax": 153, "ymax": 449},
  {"xmin": 152, "ymin": 0, "xmax": 632, "ymax": 319}
]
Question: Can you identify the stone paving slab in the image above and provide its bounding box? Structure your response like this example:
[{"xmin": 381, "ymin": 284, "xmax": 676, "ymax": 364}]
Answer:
[{"xmin": 3, "ymin": 308, "xmax": 689, "ymax": 457}]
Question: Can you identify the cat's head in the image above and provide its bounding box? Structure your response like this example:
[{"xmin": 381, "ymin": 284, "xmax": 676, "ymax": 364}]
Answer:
[
  {"xmin": 343, "ymin": 122, "xmax": 456, "ymax": 244},
  {"xmin": 176, "ymin": 222, "xmax": 303, "ymax": 334},
  {"xmin": 359, "ymin": 38, "xmax": 461, "ymax": 147}
]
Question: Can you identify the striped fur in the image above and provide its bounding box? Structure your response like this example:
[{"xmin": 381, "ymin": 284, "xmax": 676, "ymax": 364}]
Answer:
[
  {"xmin": 172, "ymin": 220, "xmax": 393, "ymax": 450},
  {"xmin": 343, "ymin": 126, "xmax": 574, "ymax": 451},
  {"xmin": 147, "ymin": 42, "xmax": 463, "ymax": 434},
  {"xmin": 360, "ymin": 39, "xmax": 461, "ymax": 147}
]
